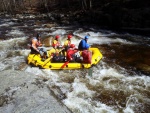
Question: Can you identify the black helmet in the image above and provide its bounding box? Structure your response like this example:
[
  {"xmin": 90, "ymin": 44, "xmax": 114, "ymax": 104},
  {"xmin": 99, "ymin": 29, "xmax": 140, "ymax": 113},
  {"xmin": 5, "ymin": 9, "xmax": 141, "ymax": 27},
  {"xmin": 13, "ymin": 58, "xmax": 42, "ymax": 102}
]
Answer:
[{"xmin": 37, "ymin": 33, "xmax": 41, "ymax": 38}]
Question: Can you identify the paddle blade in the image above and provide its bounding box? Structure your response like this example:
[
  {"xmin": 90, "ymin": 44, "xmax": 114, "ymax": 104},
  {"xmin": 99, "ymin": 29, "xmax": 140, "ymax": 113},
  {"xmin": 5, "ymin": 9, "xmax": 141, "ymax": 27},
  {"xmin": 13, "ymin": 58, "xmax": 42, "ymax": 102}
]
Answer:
[{"xmin": 61, "ymin": 61, "xmax": 69, "ymax": 68}]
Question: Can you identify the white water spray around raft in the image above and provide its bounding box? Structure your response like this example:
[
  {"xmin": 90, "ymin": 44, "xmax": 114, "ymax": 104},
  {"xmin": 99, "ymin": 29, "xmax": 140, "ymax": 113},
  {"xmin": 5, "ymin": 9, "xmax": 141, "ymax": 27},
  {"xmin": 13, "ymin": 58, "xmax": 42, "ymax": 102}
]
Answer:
[{"xmin": 0, "ymin": 15, "xmax": 149, "ymax": 113}]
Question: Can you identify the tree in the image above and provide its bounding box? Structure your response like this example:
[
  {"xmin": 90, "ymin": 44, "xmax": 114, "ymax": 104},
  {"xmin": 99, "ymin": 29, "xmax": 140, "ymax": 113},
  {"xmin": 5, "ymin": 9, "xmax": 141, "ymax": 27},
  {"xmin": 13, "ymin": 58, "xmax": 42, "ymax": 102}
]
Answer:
[{"xmin": 80, "ymin": 0, "xmax": 92, "ymax": 11}]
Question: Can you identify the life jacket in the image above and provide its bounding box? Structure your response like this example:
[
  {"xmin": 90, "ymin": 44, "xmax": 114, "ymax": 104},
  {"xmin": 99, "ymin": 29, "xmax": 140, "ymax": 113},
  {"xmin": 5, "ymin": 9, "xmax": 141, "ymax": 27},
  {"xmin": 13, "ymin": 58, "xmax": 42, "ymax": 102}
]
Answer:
[
  {"xmin": 63, "ymin": 39, "xmax": 71, "ymax": 51},
  {"xmin": 67, "ymin": 48, "xmax": 78, "ymax": 61},
  {"xmin": 52, "ymin": 39, "xmax": 60, "ymax": 48},
  {"xmin": 78, "ymin": 39, "xmax": 89, "ymax": 50},
  {"xmin": 64, "ymin": 40, "xmax": 71, "ymax": 47},
  {"xmin": 81, "ymin": 50, "xmax": 92, "ymax": 64}
]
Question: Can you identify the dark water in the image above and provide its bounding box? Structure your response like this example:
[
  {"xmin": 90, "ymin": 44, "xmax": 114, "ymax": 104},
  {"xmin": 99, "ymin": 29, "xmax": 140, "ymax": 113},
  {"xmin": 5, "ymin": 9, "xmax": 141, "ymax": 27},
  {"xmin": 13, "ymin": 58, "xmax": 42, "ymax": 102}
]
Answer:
[{"xmin": 101, "ymin": 43, "xmax": 150, "ymax": 75}]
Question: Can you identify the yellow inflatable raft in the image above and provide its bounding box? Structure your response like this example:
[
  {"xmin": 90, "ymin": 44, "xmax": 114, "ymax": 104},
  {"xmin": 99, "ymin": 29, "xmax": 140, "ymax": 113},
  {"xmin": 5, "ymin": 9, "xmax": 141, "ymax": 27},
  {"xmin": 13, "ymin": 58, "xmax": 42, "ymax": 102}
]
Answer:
[{"xmin": 27, "ymin": 48, "xmax": 103, "ymax": 69}]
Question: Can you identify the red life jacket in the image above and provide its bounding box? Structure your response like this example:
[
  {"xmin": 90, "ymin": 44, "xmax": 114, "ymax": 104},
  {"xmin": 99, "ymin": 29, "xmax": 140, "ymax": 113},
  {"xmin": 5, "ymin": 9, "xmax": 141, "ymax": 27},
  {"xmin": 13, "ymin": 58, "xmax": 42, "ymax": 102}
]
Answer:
[
  {"xmin": 67, "ymin": 48, "xmax": 78, "ymax": 61},
  {"xmin": 82, "ymin": 50, "xmax": 92, "ymax": 64}
]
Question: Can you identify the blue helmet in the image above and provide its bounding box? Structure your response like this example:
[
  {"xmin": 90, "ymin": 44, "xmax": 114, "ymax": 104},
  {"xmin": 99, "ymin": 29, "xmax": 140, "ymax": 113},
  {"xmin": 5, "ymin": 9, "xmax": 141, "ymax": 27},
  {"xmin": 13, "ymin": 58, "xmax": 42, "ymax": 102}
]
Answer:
[{"xmin": 85, "ymin": 35, "xmax": 89, "ymax": 39}]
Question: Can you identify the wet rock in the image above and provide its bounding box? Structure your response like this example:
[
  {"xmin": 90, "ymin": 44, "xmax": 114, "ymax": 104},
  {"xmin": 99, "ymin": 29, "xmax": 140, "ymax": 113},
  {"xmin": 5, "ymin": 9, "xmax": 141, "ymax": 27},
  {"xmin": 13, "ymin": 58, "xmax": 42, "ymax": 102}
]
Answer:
[
  {"xmin": 136, "ymin": 64, "xmax": 150, "ymax": 75},
  {"xmin": 0, "ymin": 96, "xmax": 7, "ymax": 107},
  {"xmin": 61, "ymin": 20, "xmax": 70, "ymax": 25},
  {"xmin": 42, "ymin": 36, "xmax": 54, "ymax": 47},
  {"xmin": 43, "ymin": 23, "xmax": 56, "ymax": 28}
]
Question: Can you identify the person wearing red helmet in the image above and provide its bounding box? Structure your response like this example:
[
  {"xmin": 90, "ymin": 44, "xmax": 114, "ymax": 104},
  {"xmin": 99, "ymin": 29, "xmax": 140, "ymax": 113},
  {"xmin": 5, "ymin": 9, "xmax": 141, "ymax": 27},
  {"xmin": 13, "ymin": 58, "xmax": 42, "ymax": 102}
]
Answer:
[
  {"xmin": 63, "ymin": 34, "xmax": 72, "ymax": 50},
  {"xmin": 62, "ymin": 34, "xmax": 73, "ymax": 61},
  {"xmin": 52, "ymin": 35, "xmax": 61, "ymax": 49},
  {"xmin": 66, "ymin": 44, "xmax": 78, "ymax": 61},
  {"xmin": 70, "ymin": 44, "xmax": 75, "ymax": 48}
]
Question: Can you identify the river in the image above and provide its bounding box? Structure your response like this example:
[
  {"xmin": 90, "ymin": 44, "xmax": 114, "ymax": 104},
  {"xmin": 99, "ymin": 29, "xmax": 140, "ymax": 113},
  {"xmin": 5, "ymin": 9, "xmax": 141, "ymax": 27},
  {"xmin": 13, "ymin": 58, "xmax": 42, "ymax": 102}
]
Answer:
[{"xmin": 0, "ymin": 14, "xmax": 150, "ymax": 113}]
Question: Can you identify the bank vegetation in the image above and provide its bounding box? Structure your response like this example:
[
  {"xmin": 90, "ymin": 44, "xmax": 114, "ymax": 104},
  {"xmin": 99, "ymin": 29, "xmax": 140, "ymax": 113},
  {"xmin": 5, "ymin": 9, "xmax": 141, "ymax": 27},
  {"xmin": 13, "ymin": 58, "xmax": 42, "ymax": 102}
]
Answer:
[{"xmin": 0, "ymin": 0, "xmax": 150, "ymax": 31}]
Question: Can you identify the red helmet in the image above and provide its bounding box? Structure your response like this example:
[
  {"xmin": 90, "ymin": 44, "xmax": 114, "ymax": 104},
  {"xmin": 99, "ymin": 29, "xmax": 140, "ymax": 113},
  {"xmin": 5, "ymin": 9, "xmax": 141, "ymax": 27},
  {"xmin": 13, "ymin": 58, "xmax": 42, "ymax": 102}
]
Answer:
[
  {"xmin": 68, "ymin": 35, "xmax": 72, "ymax": 39},
  {"xmin": 55, "ymin": 35, "xmax": 60, "ymax": 39},
  {"xmin": 70, "ymin": 44, "xmax": 75, "ymax": 48}
]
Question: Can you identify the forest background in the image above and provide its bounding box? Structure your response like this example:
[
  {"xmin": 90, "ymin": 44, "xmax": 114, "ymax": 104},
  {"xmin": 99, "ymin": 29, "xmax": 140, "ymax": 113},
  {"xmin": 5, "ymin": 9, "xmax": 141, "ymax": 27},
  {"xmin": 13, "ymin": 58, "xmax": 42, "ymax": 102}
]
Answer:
[{"xmin": 0, "ymin": 0, "xmax": 150, "ymax": 35}]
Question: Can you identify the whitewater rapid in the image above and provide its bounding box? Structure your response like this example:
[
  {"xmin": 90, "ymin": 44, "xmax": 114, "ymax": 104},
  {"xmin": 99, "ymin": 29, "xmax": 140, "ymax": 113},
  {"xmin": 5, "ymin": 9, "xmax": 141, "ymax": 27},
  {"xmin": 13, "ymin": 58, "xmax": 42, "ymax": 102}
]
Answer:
[{"xmin": 0, "ymin": 14, "xmax": 150, "ymax": 113}]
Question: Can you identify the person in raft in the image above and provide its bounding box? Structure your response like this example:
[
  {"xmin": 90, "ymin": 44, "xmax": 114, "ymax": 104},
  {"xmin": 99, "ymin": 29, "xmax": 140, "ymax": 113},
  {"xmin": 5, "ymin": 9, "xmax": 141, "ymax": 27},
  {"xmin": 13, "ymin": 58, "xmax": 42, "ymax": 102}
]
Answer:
[
  {"xmin": 78, "ymin": 35, "xmax": 90, "ymax": 51},
  {"xmin": 78, "ymin": 35, "xmax": 92, "ymax": 63},
  {"xmin": 63, "ymin": 34, "xmax": 72, "ymax": 51},
  {"xmin": 50, "ymin": 35, "xmax": 64, "ymax": 62},
  {"xmin": 66, "ymin": 44, "xmax": 78, "ymax": 62},
  {"xmin": 30, "ymin": 33, "xmax": 47, "ymax": 60},
  {"xmin": 52, "ymin": 35, "xmax": 61, "ymax": 49},
  {"xmin": 62, "ymin": 34, "xmax": 73, "ymax": 61}
]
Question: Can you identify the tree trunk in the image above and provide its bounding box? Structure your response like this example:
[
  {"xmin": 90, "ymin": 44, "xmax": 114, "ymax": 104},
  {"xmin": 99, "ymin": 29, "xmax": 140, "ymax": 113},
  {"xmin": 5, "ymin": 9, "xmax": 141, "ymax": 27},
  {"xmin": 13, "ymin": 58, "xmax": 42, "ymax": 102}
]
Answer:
[
  {"xmin": 1, "ymin": 0, "xmax": 7, "ymax": 11},
  {"xmin": 82, "ymin": 0, "xmax": 87, "ymax": 10},
  {"xmin": 13, "ymin": 0, "xmax": 17, "ymax": 11},
  {"xmin": 29, "ymin": 0, "xmax": 33, "ymax": 9},
  {"xmin": 66, "ymin": 0, "xmax": 70, "ymax": 9},
  {"xmin": 89, "ymin": 0, "xmax": 92, "ymax": 9}
]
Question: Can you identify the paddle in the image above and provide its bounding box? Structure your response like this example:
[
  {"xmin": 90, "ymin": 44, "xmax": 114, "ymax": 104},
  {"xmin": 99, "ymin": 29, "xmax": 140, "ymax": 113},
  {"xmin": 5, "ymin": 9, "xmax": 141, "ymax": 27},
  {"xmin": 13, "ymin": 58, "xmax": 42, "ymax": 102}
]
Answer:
[
  {"xmin": 88, "ymin": 67, "xmax": 93, "ymax": 76},
  {"xmin": 61, "ymin": 61, "xmax": 69, "ymax": 68},
  {"xmin": 28, "ymin": 54, "xmax": 36, "ymax": 64},
  {"xmin": 42, "ymin": 50, "xmax": 53, "ymax": 67},
  {"xmin": 60, "ymin": 48, "xmax": 79, "ymax": 68},
  {"xmin": 42, "ymin": 57, "xmax": 52, "ymax": 67}
]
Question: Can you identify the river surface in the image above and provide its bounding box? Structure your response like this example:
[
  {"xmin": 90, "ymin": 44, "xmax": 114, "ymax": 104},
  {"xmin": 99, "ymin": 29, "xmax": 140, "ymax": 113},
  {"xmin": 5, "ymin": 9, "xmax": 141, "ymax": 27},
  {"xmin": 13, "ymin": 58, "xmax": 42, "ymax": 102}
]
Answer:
[{"xmin": 0, "ymin": 14, "xmax": 150, "ymax": 113}]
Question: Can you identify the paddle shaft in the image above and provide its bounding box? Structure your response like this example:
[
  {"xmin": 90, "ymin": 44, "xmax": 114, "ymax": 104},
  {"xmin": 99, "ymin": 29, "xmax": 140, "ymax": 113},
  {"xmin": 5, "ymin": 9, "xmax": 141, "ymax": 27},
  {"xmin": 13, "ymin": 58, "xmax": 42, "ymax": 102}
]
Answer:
[
  {"xmin": 61, "ymin": 61, "xmax": 69, "ymax": 68},
  {"xmin": 42, "ymin": 57, "xmax": 52, "ymax": 67}
]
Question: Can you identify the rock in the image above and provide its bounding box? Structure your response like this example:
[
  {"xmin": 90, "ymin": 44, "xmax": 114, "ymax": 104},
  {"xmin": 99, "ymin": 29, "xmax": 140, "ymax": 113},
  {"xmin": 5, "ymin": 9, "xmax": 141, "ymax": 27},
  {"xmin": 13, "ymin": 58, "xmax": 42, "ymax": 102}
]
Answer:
[
  {"xmin": 42, "ymin": 36, "xmax": 54, "ymax": 47},
  {"xmin": 43, "ymin": 23, "xmax": 56, "ymax": 28}
]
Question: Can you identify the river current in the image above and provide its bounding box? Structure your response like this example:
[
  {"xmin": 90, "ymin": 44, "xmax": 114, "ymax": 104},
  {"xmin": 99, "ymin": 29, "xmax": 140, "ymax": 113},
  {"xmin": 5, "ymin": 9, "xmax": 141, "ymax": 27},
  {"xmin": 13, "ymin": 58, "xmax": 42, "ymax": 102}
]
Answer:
[{"xmin": 0, "ymin": 14, "xmax": 150, "ymax": 113}]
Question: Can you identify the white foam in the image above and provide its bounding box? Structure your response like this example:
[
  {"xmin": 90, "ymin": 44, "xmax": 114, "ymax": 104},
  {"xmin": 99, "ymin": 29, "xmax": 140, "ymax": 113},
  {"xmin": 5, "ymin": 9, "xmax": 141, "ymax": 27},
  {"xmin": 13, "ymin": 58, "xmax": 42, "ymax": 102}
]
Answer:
[
  {"xmin": 72, "ymin": 78, "xmax": 95, "ymax": 97},
  {"xmin": 73, "ymin": 30, "xmax": 133, "ymax": 45},
  {"xmin": 23, "ymin": 54, "xmax": 150, "ymax": 113},
  {"xmin": 20, "ymin": 49, "xmax": 31, "ymax": 57},
  {"xmin": 0, "ymin": 22, "xmax": 15, "ymax": 27},
  {"xmin": 0, "ymin": 21, "xmax": 149, "ymax": 113},
  {"xmin": 48, "ymin": 29, "xmax": 67, "ymax": 35},
  {"xmin": 64, "ymin": 94, "xmax": 117, "ymax": 113},
  {"xmin": 0, "ymin": 37, "xmax": 27, "ymax": 49},
  {"xmin": 123, "ymin": 94, "xmax": 145, "ymax": 113},
  {"xmin": 0, "ymin": 62, "xmax": 9, "ymax": 71},
  {"xmin": 25, "ymin": 67, "xmax": 46, "ymax": 76},
  {"xmin": 6, "ymin": 29, "xmax": 25, "ymax": 37},
  {"xmin": 34, "ymin": 28, "xmax": 52, "ymax": 31}
]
